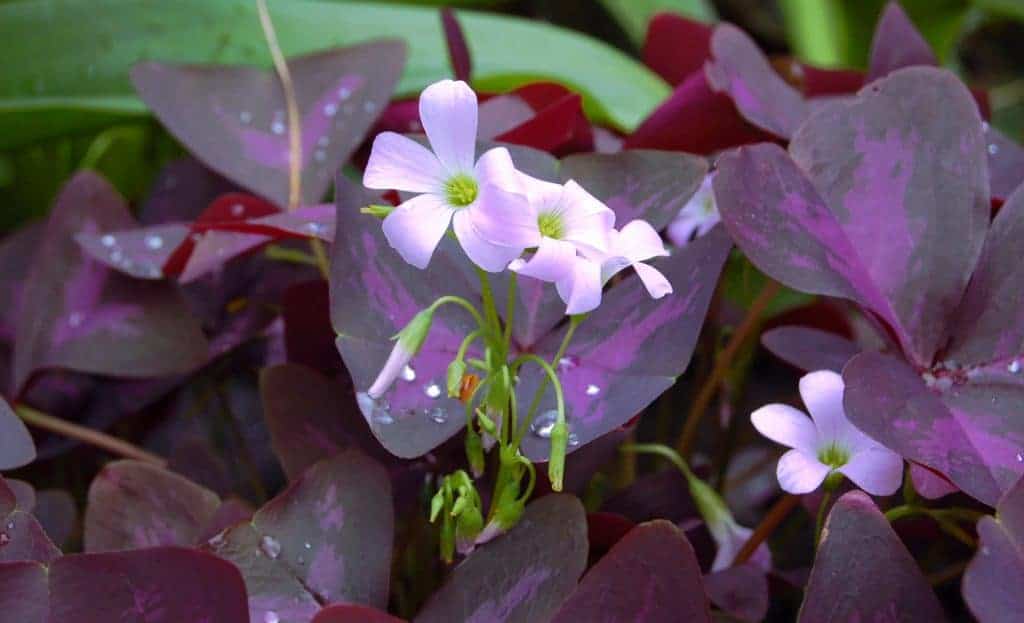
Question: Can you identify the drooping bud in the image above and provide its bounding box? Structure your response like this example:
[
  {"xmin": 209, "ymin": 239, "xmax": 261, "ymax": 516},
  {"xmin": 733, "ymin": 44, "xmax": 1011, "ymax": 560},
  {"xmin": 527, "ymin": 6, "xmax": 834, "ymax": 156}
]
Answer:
[
  {"xmin": 547, "ymin": 419, "xmax": 569, "ymax": 492},
  {"xmin": 367, "ymin": 308, "xmax": 434, "ymax": 398},
  {"xmin": 465, "ymin": 424, "xmax": 485, "ymax": 478},
  {"xmin": 446, "ymin": 360, "xmax": 467, "ymax": 398}
]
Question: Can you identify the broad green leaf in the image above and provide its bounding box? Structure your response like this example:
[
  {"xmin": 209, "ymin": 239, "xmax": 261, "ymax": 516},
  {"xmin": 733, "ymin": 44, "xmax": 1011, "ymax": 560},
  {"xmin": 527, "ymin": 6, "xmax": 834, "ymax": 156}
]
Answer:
[
  {"xmin": 597, "ymin": 0, "xmax": 716, "ymax": 45},
  {"xmin": 0, "ymin": 0, "xmax": 669, "ymax": 150}
]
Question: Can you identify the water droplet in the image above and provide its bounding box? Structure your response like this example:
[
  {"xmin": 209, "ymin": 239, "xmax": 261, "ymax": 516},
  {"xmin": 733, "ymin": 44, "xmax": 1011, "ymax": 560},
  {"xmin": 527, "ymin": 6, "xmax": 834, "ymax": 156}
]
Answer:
[
  {"xmin": 304, "ymin": 222, "xmax": 323, "ymax": 236},
  {"xmin": 147, "ymin": 266, "xmax": 163, "ymax": 278},
  {"xmin": 264, "ymin": 611, "xmax": 280, "ymax": 623},
  {"xmin": 304, "ymin": 542, "xmax": 312, "ymax": 550},
  {"xmin": 426, "ymin": 407, "xmax": 447, "ymax": 424},
  {"xmin": 982, "ymin": 121, "xmax": 990, "ymax": 132},
  {"xmin": 101, "ymin": 234, "xmax": 116, "ymax": 247},
  {"xmin": 260, "ymin": 535, "xmax": 281, "ymax": 559},
  {"xmin": 271, "ymin": 121, "xmax": 286, "ymax": 135},
  {"xmin": 338, "ymin": 86, "xmax": 352, "ymax": 99},
  {"xmin": 5, "ymin": 522, "xmax": 12, "ymax": 531},
  {"xmin": 144, "ymin": 234, "xmax": 164, "ymax": 250},
  {"xmin": 1016, "ymin": 452, "xmax": 1023, "ymax": 463},
  {"xmin": 585, "ymin": 384, "xmax": 600, "ymax": 396},
  {"xmin": 364, "ymin": 101, "xmax": 377, "ymax": 113},
  {"xmin": 568, "ymin": 432, "xmax": 580, "ymax": 447},
  {"xmin": 239, "ymin": 110, "xmax": 253, "ymax": 124},
  {"xmin": 401, "ymin": 365, "xmax": 416, "ymax": 382},
  {"xmin": 110, "ymin": 249, "xmax": 124, "ymax": 263},
  {"xmin": 530, "ymin": 410, "xmax": 559, "ymax": 438},
  {"xmin": 207, "ymin": 532, "xmax": 227, "ymax": 549},
  {"xmin": 557, "ymin": 356, "xmax": 578, "ymax": 373},
  {"xmin": 313, "ymin": 149, "xmax": 326, "ymax": 162},
  {"xmin": 323, "ymin": 102, "xmax": 338, "ymax": 116},
  {"xmin": 357, "ymin": 392, "xmax": 394, "ymax": 425},
  {"xmin": 989, "ymin": 143, "xmax": 999, "ymax": 156},
  {"xmin": 1009, "ymin": 360, "xmax": 1021, "ymax": 374},
  {"xmin": 230, "ymin": 203, "xmax": 245, "ymax": 217},
  {"xmin": 68, "ymin": 312, "xmax": 83, "ymax": 328},
  {"xmin": 424, "ymin": 383, "xmax": 442, "ymax": 399}
]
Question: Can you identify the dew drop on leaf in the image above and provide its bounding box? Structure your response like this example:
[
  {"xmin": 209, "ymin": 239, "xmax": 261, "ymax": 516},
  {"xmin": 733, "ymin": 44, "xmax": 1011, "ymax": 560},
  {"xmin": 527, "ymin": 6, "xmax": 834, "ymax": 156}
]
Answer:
[
  {"xmin": 401, "ymin": 365, "xmax": 416, "ymax": 382},
  {"xmin": 531, "ymin": 410, "xmax": 559, "ymax": 438},
  {"xmin": 144, "ymin": 234, "xmax": 164, "ymax": 250},
  {"xmin": 260, "ymin": 535, "xmax": 281, "ymax": 559},
  {"xmin": 424, "ymin": 382, "xmax": 442, "ymax": 399},
  {"xmin": 101, "ymin": 234, "xmax": 116, "ymax": 247},
  {"xmin": 264, "ymin": 611, "xmax": 280, "ymax": 623},
  {"xmin": 585, "ymin": 384, "xmax": 600, "ymax": 396},
  {"xmin": 425, "ymin": 407, "xmax": 447, "ymax": 424}
]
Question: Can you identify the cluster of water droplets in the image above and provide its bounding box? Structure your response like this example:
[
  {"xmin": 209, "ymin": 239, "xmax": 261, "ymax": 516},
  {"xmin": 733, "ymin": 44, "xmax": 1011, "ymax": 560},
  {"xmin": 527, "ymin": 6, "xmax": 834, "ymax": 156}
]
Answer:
[
  {"xmin": 0, "ymin": 520, "xmax": 13, "ymax": 547},
  {"xmin": 529, "ymin": 410, "xmax": 580, "ymax": 447},
  {"xmin": 98, "ymin": 232, "xmax": 165, "ymax": 279}
]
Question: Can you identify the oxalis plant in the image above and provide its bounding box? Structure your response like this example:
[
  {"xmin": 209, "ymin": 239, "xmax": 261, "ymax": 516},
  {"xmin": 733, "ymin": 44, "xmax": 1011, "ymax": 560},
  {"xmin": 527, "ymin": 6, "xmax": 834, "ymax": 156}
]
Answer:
[{"xmin": 2, "ymin": 0, "xmax": 1024, "ymax": 621}]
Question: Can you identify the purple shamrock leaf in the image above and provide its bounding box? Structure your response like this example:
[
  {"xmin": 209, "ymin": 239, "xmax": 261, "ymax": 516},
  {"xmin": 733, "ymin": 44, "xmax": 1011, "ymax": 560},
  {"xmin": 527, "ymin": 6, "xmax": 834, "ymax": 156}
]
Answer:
[
  {"xmin": 32, "ymin": 489, "xmax": 78, "ymax": 549},
  {"xmin": 415, "ymin": 494, "xmax": 587, "ymax": 623},
  {"xmin": 0, "ymin": 547, "xmax": 250, "ymax": 623},
  {"xmin": 551, "ymin": 520, "xmax": 712, "ymax": 622},
  {"xmin": 704, "ymin": 563, "xmax": 770, "ymax": 623},
  {"xmin": 867, "ymin": 2, "xmax": 937, "ymax": 82},
  {"xmin": 132, "ymin": 40, "xmax": 406, "ymax": 207},
  {"xmin": 12, "ymin": 172, "xmax": 209, "ymax": 394},
  {"xmin": 205, "ymin": 450, "xmax": 393, "ymax": 623},
  {"xmin": 798, "ymin": 491, "xmax": 945, "ymax": 622},
  {"xmin": 963, "ymin": 476, "xmax": 1024, "ymax": 623},
  {"xmin": 761, "ymin": 326, "xmax": 860, "ymax": 373},
  {"xmin": 985, "ymin": 127, "xmax": 1024, "ymax": 202},
  {"xmin": 0, "ymin": 397, "xmax": 35, "ymax": 470},
  {"xmin": 0, "ymin": 477, "xmax": 60, "ymax": 564}
]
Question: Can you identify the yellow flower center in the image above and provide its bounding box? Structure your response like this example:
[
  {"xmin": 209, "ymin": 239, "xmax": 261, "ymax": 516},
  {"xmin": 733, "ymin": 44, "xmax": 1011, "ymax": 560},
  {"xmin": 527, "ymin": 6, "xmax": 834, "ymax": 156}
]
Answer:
[{"xmin": 445, "ymin": 174, "xmax": 478, "ymax": 207}]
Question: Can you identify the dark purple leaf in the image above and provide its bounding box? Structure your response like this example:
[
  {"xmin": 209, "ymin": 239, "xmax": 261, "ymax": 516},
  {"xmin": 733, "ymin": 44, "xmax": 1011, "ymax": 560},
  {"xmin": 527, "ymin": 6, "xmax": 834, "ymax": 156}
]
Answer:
[
  {"xmin": 551, "ymin": 520, "xmax": 712, "ymax": 623},
  {"xmin": 13, "ymin": 172, "xmax": 209, "ymax": 393},
  {"xmin": 441, "ymin": 8, "xmax": 471, "ymax": 83},
  {"xmin": 0, "ymin": 477, "xmax": 60, "ymax": 564},
  {"xmin": 132, "ymin": 41, "xmax": 406, "ymax": 206},
  {"xmin": 789, "ymin": 67, "xmax": 989, "ymax": 365},
  {"xmin": 206, "ymin": 450, "xmax": 393, "ymax": 623},
  {"xmin": 867, "ymin": 2, "xmax": 937, "ymax": 81},
  {"xmin": 705, "ymin": 24, "xmax": 809, "ymax": 139},
  {"xmin": 138, "ymin": 157, "xmax": 238, "ymax": 225},
  {"xmin": 909, "ymin": 462, "xmax": 958, "ymax": 500},
  {"xmin": 415, "ymin": 494, "xmax": 587, "ymax": 623},
  {"xmin": 314, "ymin": 604, "xmax": 406, "ymax": 623},
  {"xmin": 985, "ymin": 127, "xmax": 1024, "ymax": 201},
  {"xmin": 32, "ymin": 489, "xmax": 77, "ymax": 549},
  {"xmin": 760, "ymin": 326, "xmax": 860, "ymax": 373},
  {"xmin": 945, "ymin": 184, "xmax": 1024, "ymax": 366},
  {"xmin": 844, "ymin": 351, "xmax": 1024, "ymax": 507},
  {"xmin": 0, "ymin": 561, "xmax": 47, "ymax": 623},
  {"xmin": 798, "ymin": 491, "xmax": 944, "ymax": 622},
  {"xmin": 5, "ymin": 480, "xmax": 35, "ymax": 514},
  {"xmin": 601, "ymin": 468, "xmax": 697, "ymax": 524},
  {"xmin": 705, "ymin": 563, "xmax": 770, "ymax": 623},
  {"xmin": 0, "ymin": 397, "xmax": 35, "ymax": 470},
  {"xmin": 283, "ymin": 280, "xmax": 344, "ymax": 375},
  {"xmin": 84, "ymin": 460, "xmax": 222, "ymax": 552},
  {"xmin": 964, "ymin": 477, "xmax": 1024, "ymax": 623}
]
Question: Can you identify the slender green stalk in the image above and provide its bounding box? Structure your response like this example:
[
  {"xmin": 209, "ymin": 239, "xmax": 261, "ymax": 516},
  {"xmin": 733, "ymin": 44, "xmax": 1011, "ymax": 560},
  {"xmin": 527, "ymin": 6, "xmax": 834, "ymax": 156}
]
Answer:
[
  {"xmin": 16, "ymin": 405, "xmax": 166, "ymax": 466},
  {"xmin": 516, "ymin": 315, "xmax": 583, "ymax": 440},
  {"xmin": 428, "ymin": 295, "xmax": 486, "ymax": 329},
  {"xmin": 265, "ymin": 244, "xmax": 319, "ymax": 267},
  {"xmin": 814, "ymin": 489, "xmax": 832, "ymax": 547},
  {"xmin": 621, "ymin": 443, "xmax": 696, "ymax": 480},
  {"xmin": 503, "ymin": 274, "xmax": 517, "ymax": 346}
]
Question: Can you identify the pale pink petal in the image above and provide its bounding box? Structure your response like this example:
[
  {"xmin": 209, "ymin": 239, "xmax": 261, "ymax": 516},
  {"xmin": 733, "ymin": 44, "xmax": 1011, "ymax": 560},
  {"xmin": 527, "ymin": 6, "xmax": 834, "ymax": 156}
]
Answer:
[
  {"xmin": 798, "ymin": 370, "xmax": 856, "ymax": 446},
  {"xmin": 776, "ymin": 449, "xmax": 830, "ymax": 494},
  {"xmin": 367, "ymin": 341, "xmax": 414, "ymax": 398},
  {"xmin": 709, "ymin": 521, "xmax": 772, "ymax": 572},
  {"xmin": 474, "ymin": 147, "xmax": 523, "ymax": 193},
  {"xmin": 632, "ymin": 262, "xmax": 673, "ymax": 299},
  {"xmin": 667, "ymin": 214, "xmax": 703, "ymax": 247},
  {"xmin": 615, "ymin": 220, "xmax": 669, "ymax": 263},
  {"xmin": 518, "ymin": 171, "xmax": 564, "ymax": 208},
  {"xmin": 363, "ymin": 131, "xmax": 445, "ymax": 193},
  {"xmin": 381, "ymin": 194, "xmax": 454, "ymax": 269},
  {"xmin": 510, "ymin": 237, "xmax": 577, "ymax": 283},
  {"xmin": 839, "ymin": 446, "xmax": 904, "ymax": 496},
  {"xmin": 452, "ymin": 209, "xmax": 523, "ymax": 272},
  {"xmin": 419, "ymin": 79, "xmax": 477, "ymax": 173},
  {"xmin": 751, "ymin": 404, "xmax": 818, "ymax": 454},
  {"xmin": 695, "ymin": 215, "xmax": 721, "ymax": 236},
  {"xmin": 559, "ymin": 180, "xmax": 615, "ymax": 254},
  {"xmin": 557, "ymin": 256, "xmax": 603, "ymax": 315},
  {"xmin": 471, "ymin": 183, "xmax": 540, "ymax": 250}
]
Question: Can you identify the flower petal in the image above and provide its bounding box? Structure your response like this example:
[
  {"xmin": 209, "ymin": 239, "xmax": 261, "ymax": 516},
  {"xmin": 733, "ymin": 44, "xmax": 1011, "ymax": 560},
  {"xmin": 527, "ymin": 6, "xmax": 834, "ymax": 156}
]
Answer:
[
  {"xmin": 799, "ymin": 370, "xmax": 856, "ymax": 446},
  {"xmin": 751, "ymin": 403, "xmax": 818, "ymax": 454},
  {"xmin": 632, "ymin": 261, "xmax": 673, "ymax": 299},
  {"xmin": 557, "ymin": 256, "xmax": 603, "ymax": 315},
  {"xmin": 776, "ymin": 449, "xmax": 830, "ymax": 494},
  {"xmin": 559, "ymin": 180, "xmax": 615, "ymax": 254},
  {"xmin": 615, "ymin": 219, "xmax": 669, "ymax": 263},
  {"xmin": 381, "ymin": 194, "xmax": 454, "ymax": 269},
  {"xmin": 452, "ymin": 209, "xmax": 523, "ymax": 272},
  {"xmin": 471, "ymin": 183, "xmax": 540, "ymax": 250},
  {"xmin": 363, "ymin": 131, "xmax": 445, "ymax": 193},
  {"xmin": 510, "ymin": 237, "xmax": 577, "ymax": 283},
  {"xmin": 475, "ymin": 147, "xmax": 523, "ymax": 193},
  {"xmin": 420, "ymin": 79, "xmax": 477, "ymax": 173},
  {"xmin": 839, "ymin": 446, "xmax": 904, "ymax": 496},
  {"xmin": 368, "ymin": 341, "xmax": 413, "ymax": 398}
]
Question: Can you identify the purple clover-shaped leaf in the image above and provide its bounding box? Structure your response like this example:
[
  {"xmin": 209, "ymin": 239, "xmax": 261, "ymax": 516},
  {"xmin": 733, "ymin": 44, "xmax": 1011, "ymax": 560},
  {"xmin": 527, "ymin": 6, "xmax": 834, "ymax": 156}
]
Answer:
[
  {"xmin": 83, "ymin": 460, "xmax": 223, "ymax": 552},
  {"xmin": 985, "ymin": 128, "xmax": 1024, "ymax": 202},
  {"xmin": 415, "ymin": 494, "xmax": 587, "ymax": 623},
  {"xmin": 0, "ymin": 547, "xmax": 250, "ymax": 622},
  {"xmin": 0, "ymin": 477, "xmax": 60, "ymax": 564},
  {"xmin": 131, "ymin": 41, "xmax": 406, "ymax": 207},
  {"xmin": 205, "ymin": 450, "xmax": 393, "ymax": 623},
  {"xmin": 705, "ymin": 564, "xmax": 770, "ymax": 623},
  {"xmin": 866, "ymin": 2, "xmax": 938, "ymax": 82},
  {"xmin": 12, "ymin": 172, "xmax": 209, "ymax": 393},
  {"xmin": 798, "ymin": 491, "xmax": 945, "ymax": 622},
  {"xmin": 550, "ymin": 520, "xmax": 712, "ymax": 622},
  {"xmin": 0, "ymin": 397, "xmax": 35, "ymax": 470},
  {"xmin": 31, "ymin": 489, "xmax": 77, "ymax": 550},
  {"xmin": 963, "ymin": 476, "xmax": 1024, "ymax": 623},
  {"xmin": 760, "ymin": 326, "xmax": 860, "ymax": 373}
]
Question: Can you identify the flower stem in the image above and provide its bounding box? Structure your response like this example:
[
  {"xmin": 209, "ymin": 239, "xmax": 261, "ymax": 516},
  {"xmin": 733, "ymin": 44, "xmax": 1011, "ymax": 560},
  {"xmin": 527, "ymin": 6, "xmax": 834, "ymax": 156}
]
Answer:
[
  {"xmin": 516, "ymin": 315, "xmax": 582, "ymax": 441},
  {"xmin": 15, "ymin": 404, "xmax": 166, "ymax": 467},
  {"xmin": 814, "ymin": 488, "xmax": 832, "ymax": 548},
  {"xmin": 675, "ymin": 280, "xmax": 781, "ymax": 458},
  {"xmin": 308, "ymin": 238, "xmax": 331, "ymax": 280},
  {"xmin": 732, "ymin": 494, "xmax": 799, "ymax": 566},
  {"xmin": 256, "ymin": 0, "xmax": 302, "ymax": 210}
]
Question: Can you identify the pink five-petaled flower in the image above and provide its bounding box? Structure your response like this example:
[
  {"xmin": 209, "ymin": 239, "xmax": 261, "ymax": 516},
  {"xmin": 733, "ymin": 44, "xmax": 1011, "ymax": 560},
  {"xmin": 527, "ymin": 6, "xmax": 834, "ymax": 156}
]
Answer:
[
  {"xmin": 667, "ymin": 173, "xmax": 720, "ymax": 247},
  {"xmin": 751, "ymin": 370, "xmax": 903, "ymax": 495},
  {"xmin": 363, "ymin": 79, "xmax": 526, "ymax": 271},
  {"xmin": 474, "ymin": 173, "xmax": 615, "ymax": 314}
]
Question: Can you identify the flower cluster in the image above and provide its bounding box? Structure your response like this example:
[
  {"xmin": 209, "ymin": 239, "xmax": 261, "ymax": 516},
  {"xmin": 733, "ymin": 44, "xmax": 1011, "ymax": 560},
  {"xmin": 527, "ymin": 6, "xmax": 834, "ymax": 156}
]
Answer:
[{"xmin": 363, "ymin": 79, "xmax": 672, "ymax": 316}]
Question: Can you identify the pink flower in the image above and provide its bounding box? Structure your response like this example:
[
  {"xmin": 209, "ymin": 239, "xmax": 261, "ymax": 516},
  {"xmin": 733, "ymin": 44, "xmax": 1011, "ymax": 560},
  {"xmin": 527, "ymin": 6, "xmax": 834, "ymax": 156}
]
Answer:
[
  {"xmin": 708, "ymin": 517, "xmax": 772, "ymax": 573},
  {"xmin": 751, "ymin": 371, "xmax": 903, "ymax": 495},
  {"xmin": 363, "ymin": 79, "xmax": 526, "ymax": 271},
  {"xmin": 599, "ymin": 220, "xmax": 672, "ymax": 299},
  {"xmin": 667, "ymin": 174, "xmax": 720, "ymax": 247}
]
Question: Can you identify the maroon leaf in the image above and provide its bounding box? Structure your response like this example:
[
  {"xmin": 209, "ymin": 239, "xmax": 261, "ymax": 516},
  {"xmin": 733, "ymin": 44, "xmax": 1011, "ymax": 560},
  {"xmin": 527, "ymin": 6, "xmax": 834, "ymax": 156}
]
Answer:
[
  {"xmin": 84, "ymin": 460, "xmax": 222, "ymax": 552},
  {"xmin": 798, "ymin": 491, "xmax": 944, "ymax": 622},
  {"xmin": 964, "ymin": 477, "xmax": 1024, "ymax": 623},
  {"xmin": 641, "ymin": 13, "xmax": 713, "ymax": 86},
  {"xmin": 416, "ymin": 494, "xmax": 587, "ymax": 623},
  {"xmin": 13, "ymin": 172, "xmax": 209, "ymax": 393},
  {"xmin": 314, "ymin": 604, "xmax": 406, "ymax": 623},
  {"xmin": 867, "ymin": 2, "xmax": 937, "ymax": 82},
  {"xmin": 705, "ymin": 23, "xmax": 809, "ymax": 140},
  {"xmin": 0, "ymin": 561, "xmax": 47, "ymax": 623},
  {"xmin": 0, "ymin": 477, "xmax": 60, "ymax": 564},
  {"xmin": 206, "ymin": 450, "xmax": 393, "ymax": 623},
  {"xmin": 493, "ymin": 83, "xmax": 594, "ymax": 156},
  {"xmin": 0, "ymin": 397, "xmax": 35, "ymax": 470},
  {"xmin": 551, "ymin": 520, "xmax": 712, "ymax": 622},
  {"xmin": 132, "ymin": 41, "xmax": 406, "ymax": 206},
  {"xmin": 705, "ymin": 564, "xmax": 769, "ymax": 623},
  {"xmin": 760, "ymin": 326, "xmax": 860, "ymax": 373},
  {"xmin": 441, "ymin": 8, "xmax": 471, "ymax": 83}
]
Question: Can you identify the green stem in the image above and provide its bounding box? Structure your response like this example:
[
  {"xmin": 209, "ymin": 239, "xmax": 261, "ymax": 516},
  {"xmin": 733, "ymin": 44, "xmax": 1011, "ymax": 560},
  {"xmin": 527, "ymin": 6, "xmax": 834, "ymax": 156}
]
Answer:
[
  {"xmin": 814, "ymin": 488, "xmax": 832, "ymax": 548},
  {"xmin": 16, "ymin": 404, "xmax": 166, "ymax": 466},
  {"xmin": 503, "ymin": 274, "xmax": 517, "ymax": 346},
  {"xmin": 476, "ymin": 268, "xmax": 501, "ymax": 342},
  {"xmin": 516, "ymin": 315, "xmax": 583, "ymax": 440},
  {"xmin": 428, "ymin": 295, "xmax": 486, "ymax": 329},
  {"xmin": 620, "ymin": 443, "xmax": 697, "ymax": 481},
  {"xmin": 265, "ymin": 244, "xmax": 320, "ymax": 267},
  {"xmin": 510, "ymin": 353, "xmax": 566, "ymax": 446},
  {"xmin": 308, "ymin": 238, "xmax": 331, "ymax": 280}
]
